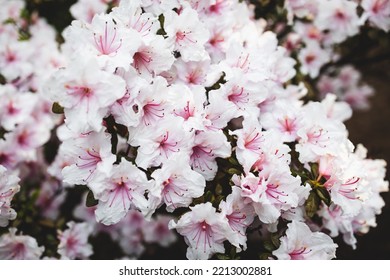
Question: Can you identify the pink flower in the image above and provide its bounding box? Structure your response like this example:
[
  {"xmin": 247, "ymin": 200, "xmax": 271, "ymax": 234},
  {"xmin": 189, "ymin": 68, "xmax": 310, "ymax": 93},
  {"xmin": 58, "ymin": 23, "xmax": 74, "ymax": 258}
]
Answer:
[
  {"xmin": 296, "ymin": 101, "xmax": 348, "ymax": 163},
  {"xmin": 232, "ymin": 117, "xmax": 291, "ymax": 173},
  {"xmin": 45, "ymin": 56, "xmax": 126, "ymax": 133},
  {"xmin": 35, "ymin": 179, "xmax": 66, "ymax": 220},
  {"xmin": 167, "ymin": 84, "xmax": 207, "ymax": 131},
  {"xmin": 164, "ymin": 7, "xmax": 210, "ymax": 61},
  {"xmin": 237, "ymin": 166, "xmax": 304, "ymax": 224},
  {"xmin": 298, "ymin": 41, "xmax": 331, "ymax": 78},
  {"xmin": 190, "ymin": 130, "xmax": 231, "ymax": 181},
  {"xmin": 0, "ymin": 85, "xmax": 37, "ymax": 131},
  {"xmin": 219, "ymin": 186, "xmax": 255, "ymax": 250},
  {"xmin": 61, "ymin": 131, "xmax": 116, "ymax": 185},
  {"xmin": 169, "ymin": 202, "xmax": 234, "ymax": 259},
  {"xmin": 0, "ymin": 165, "xmax": 20, "ymax": 227},
  {"xmin": 284, "ymin": 0, "xmax": 318, "ymax": 23},
  {"xmin": 129, "ymin": 117, "xmax": 193, "ymax": 168},
  {"xmin": 151, "ymin": 154, "xmax": 205, "ymax": 212},
  {"xmin": 89, "ymin": 158, "xmax": 156, "ymax": 225},
  {"xmin": 142, "ymin": 215, "xmax": 177, "ymax": 247},
  {"xmin": 273, "ymin": 221, "xmax": 337, "ymax": 260},
  {"xmin": 70, "ymin": 0, "xmax": 109, "ymax": 23},
  {"xmin": 314, "ymin": 0, "xmax": 361, "ymax": 44},
  {"xmin": 319, "ymin": 94, "xmax": 352, "ymax": 122},
  {"xmin": 131, "ymin": 34, "xmax": 175, "ymax": 78},
  {"xmin": 361, "ymin": 0, "xmax": 390, "ymax": 32},
  {"xmin": 261, "ymin": 99, "xmax": 303, "ymax": 142},
  {"xmin": 0, "ymin": 228, "xmax": 44, "ymax": 259},
  {"xmin": 57, "ymin": 221, "xmax": 93, "ymax": 259}
]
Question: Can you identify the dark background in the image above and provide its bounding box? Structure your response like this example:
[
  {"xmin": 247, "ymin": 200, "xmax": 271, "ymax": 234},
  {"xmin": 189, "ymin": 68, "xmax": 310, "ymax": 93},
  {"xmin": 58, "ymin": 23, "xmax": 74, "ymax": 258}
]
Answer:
[
  {"xmin": 25, "ymin": 0, "xmax": 390, "ymax": 259},
  {"xmin": 338, "ymin": 59, "xmax": 390, "ymax": 259}
]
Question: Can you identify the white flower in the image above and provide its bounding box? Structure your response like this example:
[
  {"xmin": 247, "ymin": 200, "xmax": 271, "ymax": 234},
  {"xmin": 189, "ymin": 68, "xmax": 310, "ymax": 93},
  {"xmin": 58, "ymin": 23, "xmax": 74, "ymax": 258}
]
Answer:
[
  {"xmin": 0, "ymin": 85, "xmax": 37, "ymax": 131},
  {"xmin": 164, "ymin": 7, "xmax": 210, "ymax": 61},
  {"xmin": 190, "ymin": 130, "xmax": 231, "ymax": 181},
  {"xmin": 129, "ymin": 117, "xmax": 193, "ymax": 168},
  {"xmin": 314, "ymin": 0, "xmax": 361, "ymax": 44},
  {"xmin": 238, "ymin": 166, "xmax": 303, "ymax": 224},
  {"xmin": 273, "ymin": 221, "xmax": 337, "ymax": 260},
  {"xmin": 151, "ymin": 153, "xmax": 205, "ymax": 212},
  {"xmin": 298, "ymin": 41, "xmax": 331, "ymax": 78},
  {"xmin": 45, "ymin": 55, "xmax": 126, "ymax": 133},
  {"xmin": 169, "ymin": 202, "xmax": 234, "ymax": 260},
  {"xmin": 142, "ymin": 215, "xmax": 177, "ymax": 247},
  {"xmin": 361, "ymin": 0, "xmax": 390, "ymax": 32},
  {"xmin": 296, "ymin": 101, "xmax": 348, "ymax": 163},
  {"xmin": 61, "ymin": 131, "xmax": 116, "ymax": 185},
  {"xmin": 0, "ymin": 228, "xmax": 44, "ymax": 259},
  {"xmin": 70, "ymin": 0, "xmax": 109, "ymax": 23},
  {"xmin": 219, "ymin": 186, "xmax": 255, "ymax": 250},
  {"xmin": 89, "ymin": 158, "xmax": 157, "ymax": 225},
  {"xmin": 0, "ymin": 165, "xmax": 20, "ymax": 227},
  {"xmin": 57, "ymin": 221, "xmax": 93, "ymax": 259}
]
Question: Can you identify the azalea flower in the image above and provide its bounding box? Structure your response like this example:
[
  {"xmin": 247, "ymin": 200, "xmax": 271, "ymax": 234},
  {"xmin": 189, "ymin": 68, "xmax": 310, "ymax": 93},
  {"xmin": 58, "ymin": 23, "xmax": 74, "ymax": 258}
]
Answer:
[
  {"xmin": 273, "ymin": 221, "xmax": 337, "ymax": 260},
  {"xmin": 0, "ymin": 228, "xmax": 44, "ymax": 260},
  {"xmin": 169, "ymin": 202, "xmax": 234, "ymax": 260},
  {"xmin": 57, "ymin": 221, "xmax": 93, "ymax": 259}
]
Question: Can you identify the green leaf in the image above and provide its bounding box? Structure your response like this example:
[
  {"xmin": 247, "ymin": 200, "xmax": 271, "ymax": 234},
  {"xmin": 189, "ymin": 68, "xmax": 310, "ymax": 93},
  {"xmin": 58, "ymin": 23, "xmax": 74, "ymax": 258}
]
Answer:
[
  {"xmin": 310, "ymin": 163, "xmax": 319, "ymax": 178},
  {"xmin": 86, "ymin": 190, "xmax": 98, "ymax": 207},
  {"xmin": 215, "ymin": 184, "xmax": 223, "ymax": 195},
  {"xmin": 315, "ymin": 187, "xmax": 331, "ymax": 206},
  {"xmin": 305, "ymin": 190, "xmax": 320, "ymax": 218},
  {"xmin": 216, "ymin": 253, "xmax": 230, "ymax": 260},
  {"xmin": 259, "ymin": 253, "xmax": 273, "ymax": 260},
  {"xmin": 228, "ymin": 156, "xmax": 239, "ymax": 166},
  {"xmin": 0, "ymin": 74, "xmax": 5, "ymax": 85},
  {"xmin": 227, "ymin": 168, "xmax": 241, "ymax": 175},
  {"xmin": 263, "ymin": 240, "xmax": 276, "ymax": 252},
  {"xmin": 270, "ymin": 233, "xmax": 281, "ymax": 248},
  {"xmin": 205, "ymin": 191, "xmax": 214, "ymax": 202},
  {"xmin": 0, "ymin": 127, "xmax": 7, "ymax": 140},
  {"xmin": 52, "ymin": 102, "xmax": 64, "ymax": 114}
]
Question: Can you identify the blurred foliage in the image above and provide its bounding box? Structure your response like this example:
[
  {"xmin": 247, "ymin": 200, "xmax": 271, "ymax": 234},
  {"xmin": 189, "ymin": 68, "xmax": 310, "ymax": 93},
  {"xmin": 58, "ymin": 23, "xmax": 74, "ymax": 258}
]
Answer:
[{"xmin": 25, "ymin": 0, "xmax": 76, "ymax": 33}]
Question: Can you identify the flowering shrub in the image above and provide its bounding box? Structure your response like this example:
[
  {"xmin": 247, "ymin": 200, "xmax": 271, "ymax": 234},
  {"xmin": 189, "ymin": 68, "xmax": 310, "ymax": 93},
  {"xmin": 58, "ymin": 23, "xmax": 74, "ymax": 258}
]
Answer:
[
  {"xmin": 0, "ymin": 0, "xmax": 388, "ymax": 260},
  {"xmin": 277, "ymin": 0, "xmax": 390, "ymax": 110}
]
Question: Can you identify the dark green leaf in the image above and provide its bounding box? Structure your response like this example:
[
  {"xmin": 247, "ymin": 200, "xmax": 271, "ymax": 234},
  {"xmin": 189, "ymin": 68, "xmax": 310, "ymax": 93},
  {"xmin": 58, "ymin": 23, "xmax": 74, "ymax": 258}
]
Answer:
[
  {"xmin": 215, "ymin": 184, "xmax": 223, "ymax": 195},
  {"xmin": 0, "ymin": 74, "xmax": 5, "ymax": 85},
  {"xmin": 205, "ymin": 191, "xmax": 214, "ymax": 202},
  {"xmin": 263, "ymin": 240, "xmax": 276, "ymax": 252},
  {"xmin": 227, "ymin": 168, "xmax": 241, "ymax": 175},
  {"xmin": 259, "ymin": 253, "xmax": 273, "ymax": 260},
  {"xmin": 305, "ymin": 190, "xmax": 320, "ymax": 218},
  {"xmin": 270, "ymin": 233, "xmax": 281, "ymax": 248},
  {"xmin": 310, "ymin": 163, "xmax": 319, "ymax": 178},
  {"xmin": 86, "ymin": 190, "xmax": 98, "ymax": 207},
  {"xmin": 216, "ymin": 253, "xmax": 230, "ymax": 260},
  {"xmin": 52, "ymin": 102, "xmax": 64, "ymax": 114},
  {"xmin": 315, "ymin": 187, "xmax": 331, "ymax": 206},
  {"xmin": 228, "ymin": 156, "xmax": 239, "ymax": 166}
]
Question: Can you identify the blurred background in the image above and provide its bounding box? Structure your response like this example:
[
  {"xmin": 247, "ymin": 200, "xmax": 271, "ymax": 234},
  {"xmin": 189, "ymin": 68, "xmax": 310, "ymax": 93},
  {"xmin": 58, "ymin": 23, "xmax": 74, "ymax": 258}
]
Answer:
[{"xmin": 24, "ymin": 0, "xmax": 390, "ymax": 259}]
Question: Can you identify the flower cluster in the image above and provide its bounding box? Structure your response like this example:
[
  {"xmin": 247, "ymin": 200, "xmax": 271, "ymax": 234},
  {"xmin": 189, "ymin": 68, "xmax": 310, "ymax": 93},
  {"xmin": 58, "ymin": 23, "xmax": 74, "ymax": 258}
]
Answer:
[
  {"xmin": 0, "ymin": 165, "xmax": 20, "ymax": 227},
  {"xmin": 72, "ymin": 197, "xmax": 177, "ymax": 258},
  {"xmin": 282, "ymin": 0, "xmax": 389, "ymax": 109},
  {"xmin": 0, "ymin": 0, "xmax": 388, "ymax": 260},
  {"xmin": 44, "ymin": 0, "xmax": 388, "ymax": 260},
  {"xmin": 0, "ymin": 0, "xmax": 63, "ymax": 168},
  {"xmin": 0, "ymin": 0, "xmax": 64, "ymax": 228},
  {"xmin": 317, "ymin": 65, "xmax": 374, "ymax": 110}
]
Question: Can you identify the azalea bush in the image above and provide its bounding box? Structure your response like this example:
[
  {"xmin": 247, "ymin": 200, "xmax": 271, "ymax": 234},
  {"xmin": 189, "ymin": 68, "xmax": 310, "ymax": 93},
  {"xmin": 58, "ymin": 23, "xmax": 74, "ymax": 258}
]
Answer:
[{"xmin": 0, "ymin": 0, "xmax": 389, "ymax": 260}]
